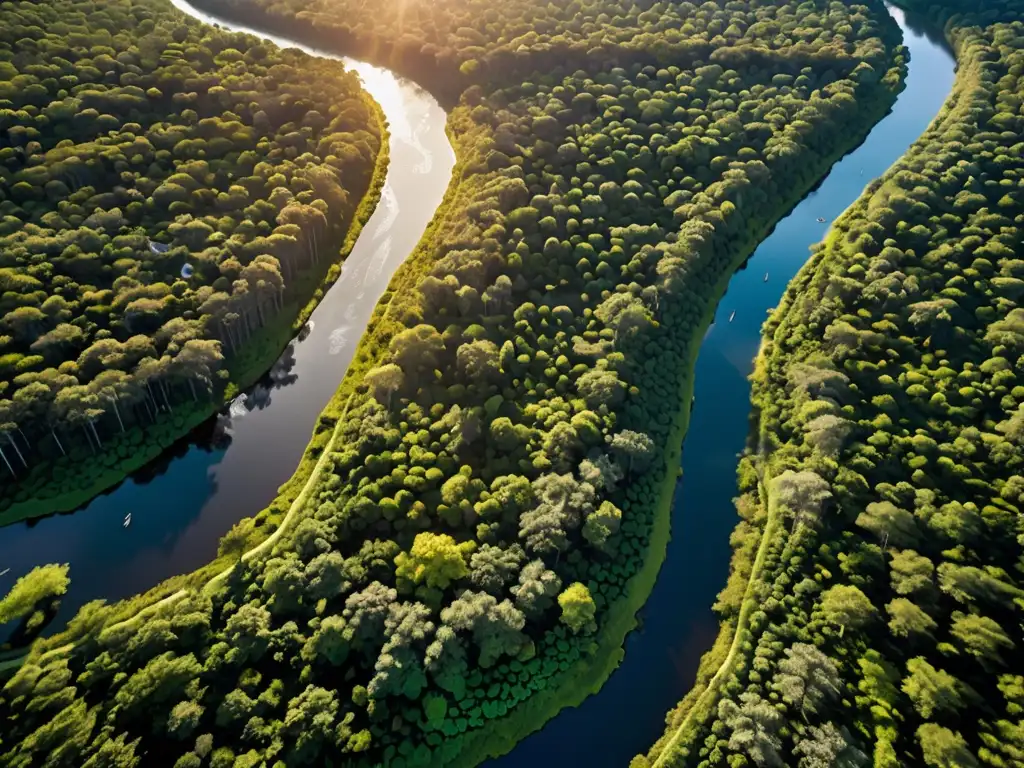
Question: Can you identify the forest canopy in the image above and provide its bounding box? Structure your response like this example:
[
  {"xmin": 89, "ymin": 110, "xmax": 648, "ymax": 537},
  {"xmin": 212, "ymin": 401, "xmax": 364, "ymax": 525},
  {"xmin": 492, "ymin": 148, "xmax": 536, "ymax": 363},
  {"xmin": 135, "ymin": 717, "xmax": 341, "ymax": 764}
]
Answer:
[
  {"xmin": 205, "ymin": 0, "xmax": 894, "ymax": 96},
  {"xmin": 641, "ymin": 1, "xmax": 1024, "ymax": 766},
  {"xmin": 0, "ymin": 0, "xmax": 911, "ymax": 765},
  {"xmin": 0, "ymin": 0, "xmax": 382, "ymax": 517}
]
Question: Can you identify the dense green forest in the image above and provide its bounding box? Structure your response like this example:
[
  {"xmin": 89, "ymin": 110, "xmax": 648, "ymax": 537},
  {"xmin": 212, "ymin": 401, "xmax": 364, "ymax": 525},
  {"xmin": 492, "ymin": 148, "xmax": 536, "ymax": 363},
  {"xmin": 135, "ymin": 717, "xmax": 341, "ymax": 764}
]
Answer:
[
  {"xmin": 0, "ymin": 0, "xmax": 914, "ymax": 765},
  {"xmin": 198, "ymin": 0, "xmax": 896, "ymax": 101},
  {"xmin": 639, "ymin": 1, "xmax": 1024, "ymax": 767},
  {"xmin": 0, "ymin": 0, "xmax": 383, "ymax": 522}
]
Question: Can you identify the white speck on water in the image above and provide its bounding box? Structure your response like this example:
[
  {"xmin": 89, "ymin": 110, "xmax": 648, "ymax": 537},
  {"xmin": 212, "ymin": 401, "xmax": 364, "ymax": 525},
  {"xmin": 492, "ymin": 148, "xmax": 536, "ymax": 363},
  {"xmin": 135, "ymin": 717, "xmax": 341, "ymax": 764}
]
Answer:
[{"xmin": 329, "ymin": 325, "xmax": 351, "ymax": 355}]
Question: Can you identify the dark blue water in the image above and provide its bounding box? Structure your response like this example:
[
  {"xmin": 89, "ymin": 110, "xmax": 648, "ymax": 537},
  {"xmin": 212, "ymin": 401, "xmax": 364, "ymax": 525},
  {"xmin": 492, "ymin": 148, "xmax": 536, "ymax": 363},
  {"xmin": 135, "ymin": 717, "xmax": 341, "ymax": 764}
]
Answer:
[{"xmin": 489, "ymin": 7, "xmax": 954, "ymax": 766}]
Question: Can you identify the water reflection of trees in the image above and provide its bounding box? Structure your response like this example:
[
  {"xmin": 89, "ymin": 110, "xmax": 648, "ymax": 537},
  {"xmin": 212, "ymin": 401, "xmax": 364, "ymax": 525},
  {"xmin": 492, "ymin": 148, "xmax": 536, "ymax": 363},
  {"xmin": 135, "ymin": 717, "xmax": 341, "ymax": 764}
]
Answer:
[
  {"xmin": 241, "ymin": 342, "xmax": 301, "ymax": 413},
  {"xmin": 899, "ymin": 5, "xmax": 953, "ymax": 54},
  {"xmin": 22, "ymin": 329, "xmax": 308, "ymax": 525},
  {"xmin": 131, "ymin": 338, "xmax": 303, "ymax": 481}
]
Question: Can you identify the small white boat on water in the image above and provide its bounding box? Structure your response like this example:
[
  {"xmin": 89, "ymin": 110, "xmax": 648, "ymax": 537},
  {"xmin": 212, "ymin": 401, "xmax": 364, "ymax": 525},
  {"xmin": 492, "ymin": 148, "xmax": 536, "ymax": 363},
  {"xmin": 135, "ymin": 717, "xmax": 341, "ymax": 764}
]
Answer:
[
  {"xmin": 123, "ymin": 513, "xmax": 132, "ymax": 528},
  {"xmin": 729, "ymin": 310, "xmax": 736, "ymax": 322},
  {"xmin": 0, "ymin": 568, "xmax": 10, "ymax": 577},
  {"xmin": 763, "ymin": 272, "xmax": 769, "ymax": 282}
]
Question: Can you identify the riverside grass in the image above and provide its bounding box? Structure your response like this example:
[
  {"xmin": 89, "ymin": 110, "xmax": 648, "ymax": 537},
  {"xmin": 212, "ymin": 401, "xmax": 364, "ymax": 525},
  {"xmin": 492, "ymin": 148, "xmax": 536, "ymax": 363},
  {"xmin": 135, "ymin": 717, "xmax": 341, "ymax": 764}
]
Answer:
[{"xmin": 0, "ymin": 97, "xmax": 390, "ymax": 528}]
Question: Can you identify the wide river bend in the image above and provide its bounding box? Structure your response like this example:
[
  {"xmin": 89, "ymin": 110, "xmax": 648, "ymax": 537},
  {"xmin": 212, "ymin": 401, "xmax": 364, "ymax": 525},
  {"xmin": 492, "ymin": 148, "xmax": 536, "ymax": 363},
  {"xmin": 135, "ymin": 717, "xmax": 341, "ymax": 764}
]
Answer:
[{"xmin": 0, "ymin": 2, "xmax": 454, "ymax": 632}]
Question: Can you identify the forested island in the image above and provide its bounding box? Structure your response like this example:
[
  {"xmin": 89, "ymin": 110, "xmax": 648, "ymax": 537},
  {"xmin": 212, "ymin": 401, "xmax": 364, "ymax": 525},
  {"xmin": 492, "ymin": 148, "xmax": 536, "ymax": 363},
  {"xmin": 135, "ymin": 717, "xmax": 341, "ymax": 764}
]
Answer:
[
  {"xmin": 0, "ymin": 0, "xmax": 384, "ymax": 523},
  {"xmin": 640, "ymin": 0, "xmax": 1024, "ymax": 766},
  {"xmin": 0, "ymin": 0, "xmax": 921, "ymax": 765}
]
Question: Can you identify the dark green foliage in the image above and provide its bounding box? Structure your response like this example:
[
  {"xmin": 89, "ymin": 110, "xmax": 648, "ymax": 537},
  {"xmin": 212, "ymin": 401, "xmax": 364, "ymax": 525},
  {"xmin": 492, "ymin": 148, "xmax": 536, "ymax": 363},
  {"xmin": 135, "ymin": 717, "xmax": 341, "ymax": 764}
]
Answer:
[{"xmin": 0, "ymin": 0, "xmax": 381, "ymax": 518}]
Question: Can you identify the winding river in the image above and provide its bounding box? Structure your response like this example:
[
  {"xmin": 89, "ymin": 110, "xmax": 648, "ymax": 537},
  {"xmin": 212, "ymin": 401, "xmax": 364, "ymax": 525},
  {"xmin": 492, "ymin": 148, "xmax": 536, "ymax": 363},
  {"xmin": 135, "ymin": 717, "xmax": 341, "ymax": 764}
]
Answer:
[
  {"xmin": 490, "ymin": 6, "xmax": 955, "ymax": 766},
  {"xmin": 0, "ymin": 2, "xmax": 454, "ymax": 634},
  {"xmin": 0, "ymin": 2, "xmax": 956, "ymax": 765}
]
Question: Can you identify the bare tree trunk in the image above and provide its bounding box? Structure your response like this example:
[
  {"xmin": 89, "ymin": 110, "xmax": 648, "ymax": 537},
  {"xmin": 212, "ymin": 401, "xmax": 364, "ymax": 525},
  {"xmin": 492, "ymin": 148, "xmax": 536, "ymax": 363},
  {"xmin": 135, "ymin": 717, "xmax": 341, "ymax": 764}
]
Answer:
[
  {"xmin": 16, "ymin": 427, "xmax": 29, "ymax": 451},
  {"xmin": 158, "ymin": 380, "xmax": 172, "ymax": 410},
  {"xmin": 7, "ymin": 433, "xmax": 26, "ymax": 468},
  {"xmin": 50, "ymin": 428, "xmax": 66, "ymax": 456},
  {"xmin": 188, "ymin": 378, "xmax": 198, "ymax": 402},
  {"xmin": 256, "ymin": 299, "xmax": 266, "ymax": 327},
  {"xmin": 221, "ymin": 322, "xmax": 235, "ymax": 355},
  {"xmin": 88, "ymin": 419, "xmax": 102, "ymax": 448},
  {"xmin": 111, "ymin": 399, "xmax": 125, "ymax": 433},
  {"xmin": 0, "ymin": 444, "xmax": 15, "ymax": 477},
  {"xmin": 82, "ymin": 425, "xmax": 96, "ymax": 454}
]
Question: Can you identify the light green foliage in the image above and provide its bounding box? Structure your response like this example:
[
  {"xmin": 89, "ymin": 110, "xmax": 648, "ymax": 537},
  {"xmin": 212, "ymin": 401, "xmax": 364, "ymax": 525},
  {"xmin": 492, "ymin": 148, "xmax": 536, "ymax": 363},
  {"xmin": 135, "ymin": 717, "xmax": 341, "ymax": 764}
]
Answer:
[
  {"xmin": 0, "ymin": 563, "xmax": 70, "ymax": 623},
  {"xmin": 167, "ymin": 701, "xmax": 205, "ymax": 739},
  {"xmin": 771, "ymin": 470, "xmax": 832, "ymax": 527},
  {"xmin": 856, "ymin": 501, "xmax": 919, "ymax": 548},
  {"xmin": 916, "ymin": 724, "xmax": 979, "ymax": 768},
  {"xmin": 557, "ymin": 582, "xmax": 596, "ymax": 634},
  {"xmin": 582, "ymin": 500, "xmax": 622, "ymax": 550},
  {"xmin": 902, "ymin": 658, "xmax": 972, "ymax": 719},
  {"xmin": 886, "ymin": 598, "xmax": 938, "ymax": 639},
  {"xmin": 395, "ymin": 533, "xmax": 472, "ymax": 590},
  {"xmin": 820, "ymin": 584, "xmax": 875, "ymax": 632},
  {"xmin": 949, "ymin": 611, "xmax": 1015, "ymax": 666}
]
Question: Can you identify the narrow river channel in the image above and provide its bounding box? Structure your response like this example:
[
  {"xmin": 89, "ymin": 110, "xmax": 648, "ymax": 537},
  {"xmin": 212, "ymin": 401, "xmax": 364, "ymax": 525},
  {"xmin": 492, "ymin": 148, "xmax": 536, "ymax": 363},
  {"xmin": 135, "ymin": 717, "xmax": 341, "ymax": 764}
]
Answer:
[
  {"xmin": 489, "ymin": 5, "xmax": 955, "ymax": 766},
  {"xmin": 0, "ymin": 3, "xmax": 454, "ymax": 633},
  {"xmin": 0, "ymin": 2, "xmax": 957, "ymax": 764}
]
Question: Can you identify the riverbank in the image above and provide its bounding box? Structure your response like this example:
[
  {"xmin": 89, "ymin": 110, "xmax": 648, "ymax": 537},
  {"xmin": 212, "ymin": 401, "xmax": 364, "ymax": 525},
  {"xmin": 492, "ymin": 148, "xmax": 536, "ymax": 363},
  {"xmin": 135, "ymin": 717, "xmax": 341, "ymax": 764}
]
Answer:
[
  {"xmin": 448, "ymin": 56, "xmax": 909, "ymax": 765},
  {"xmin": 0, "ymin": 5, "xmax": 920, "ymax": 768},
  {"xmin": 0, "ymin": 98, "xmax": 389, "ymax": 529},
  {"xmin": 637, "ymin": 6, "xmax": 967, "ymax": 766},
  {"xmin": 17, "ymin": 0, "xmax": 908, "ymax": 751},
  {"xmin": 3, "ymin": 101, "xmax": 467, "ymax": 666}
]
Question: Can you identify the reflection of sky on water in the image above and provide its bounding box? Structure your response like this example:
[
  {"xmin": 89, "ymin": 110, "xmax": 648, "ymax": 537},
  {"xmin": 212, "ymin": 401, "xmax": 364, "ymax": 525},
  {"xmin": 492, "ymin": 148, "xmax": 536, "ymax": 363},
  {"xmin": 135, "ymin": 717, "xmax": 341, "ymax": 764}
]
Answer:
[{"xmin": 0, "ymin": 0, "xmax": 455, "ymax": 635}]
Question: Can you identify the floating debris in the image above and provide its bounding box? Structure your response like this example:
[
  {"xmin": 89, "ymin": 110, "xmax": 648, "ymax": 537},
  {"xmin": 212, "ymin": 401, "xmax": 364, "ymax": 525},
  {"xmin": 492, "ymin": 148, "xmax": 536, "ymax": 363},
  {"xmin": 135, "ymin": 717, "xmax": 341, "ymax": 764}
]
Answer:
[
  {"xmin": 148, "ymin": 239, "xmax": 170, "ymax": 255},
  {"xmin": 180, "ymin": 263, "xmax": 195, "ymax": 279},
  {"xmin": 123, "ymin": 512, "xmax": 132, "ymax": 528},
  {"xmin": 729, "ymin": 310, "xmax": 736, "ymax": 322}
]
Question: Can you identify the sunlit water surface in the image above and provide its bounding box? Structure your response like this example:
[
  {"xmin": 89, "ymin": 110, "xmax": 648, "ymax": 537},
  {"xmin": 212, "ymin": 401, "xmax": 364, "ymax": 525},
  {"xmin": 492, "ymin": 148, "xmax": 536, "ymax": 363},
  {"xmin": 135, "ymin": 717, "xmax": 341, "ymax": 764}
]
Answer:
[{"xmin": 0, "ymin": 0, "xmax": 454, "ymax": 633}]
